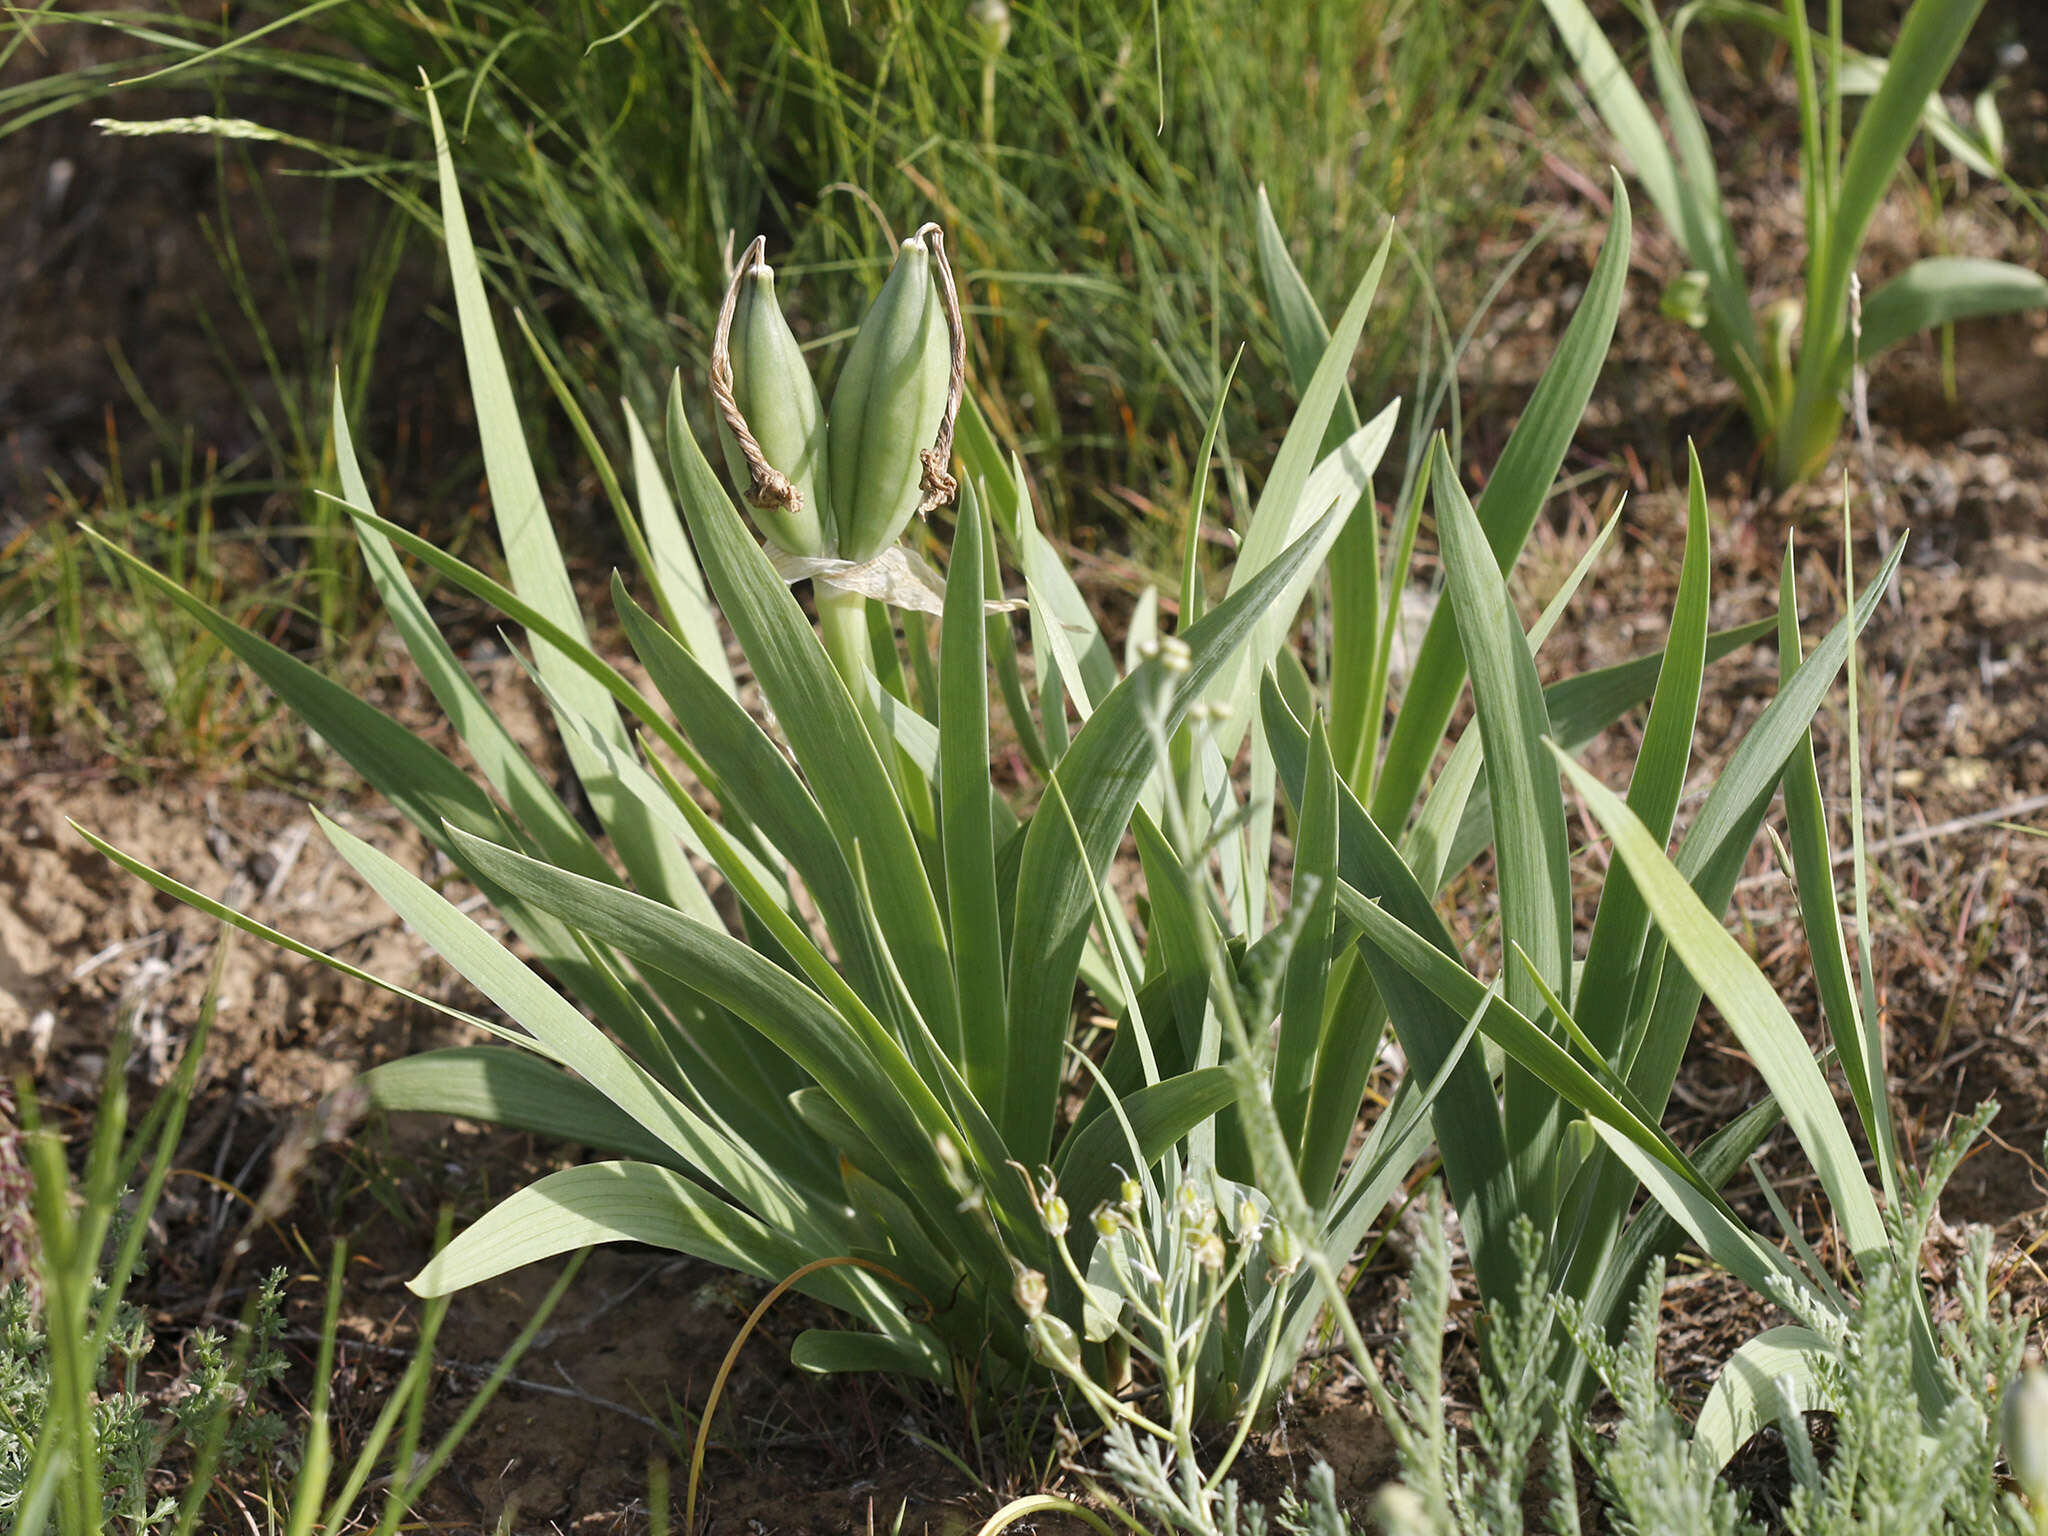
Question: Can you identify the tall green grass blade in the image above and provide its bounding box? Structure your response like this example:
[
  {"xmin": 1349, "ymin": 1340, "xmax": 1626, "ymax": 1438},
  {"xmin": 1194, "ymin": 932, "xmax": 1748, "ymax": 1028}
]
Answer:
[
  {"xmin": 519, "ymin": 660, "xmax": 728, "ymax": 927},
  {"xmin": 953, "ymin": 399, "xmax": 1051, "ymax": 772},
  {"xmin": 1002, "ymin": 504, "xmax": 1352, "ymax": 1162},
  {"xmin": 1215, "ymin": 232, "xmax": 1393, "ymax": 748},
  {"xmin": 1217, "ymin": 401, "xmax": 1398, "ymax": 937},
  {"xmin": 1273, "ymin": 716, "xmax": 1341, "ymax": 1163},
  {"xmin": 1783, "ymin": 0, "xmax": 1830, "ymax": 289},
  {"xmin": 1577, "ymin": 444, "xmax": 1712, "ymax": 1062},
  {"xmin": 1407, "ymin": 495, "xmax": 1621, "ymax": 894},
  {"xmin": 1252, "ymin": 188, "xmax": 1378, "ymax": 786},
  {"xmin": 1259, "ymin": 677, "xmax": 1520, "ymax": 1302},
  {"xmin": 1824, "ymin": 0, "xmax": 1987, "ymax": 313},
  {"xmin": 626, "ymin": 406, "xmax": 735, "ymax": 695},
  {"xmin": 1855, "ymin": 256, "xmax": 2048, "ymax": 358},
  {"xmin": 1131, "ymin": 810, "xmax": 1219, "ymax": 1077},
  {"xmin": 1544, "ymin": 616, "xmax": 1775, "ymax": 750},
  {"xmin": 1027, "ymin": 534, "xmax": 1109, "ymax": 724},
  {"xmin": 361, "ymin": 1049, "xmax": 689, "ymax": 1170},
  {"xmin": 942, "ymin": 485, "xmax": 1010, "ymax": 1110},
  {"xmin": 1178, "ymin": 352, "xmax": 1240, "ymax": 635},
  {"xmin": 665, "ymin": 373, "xmax": 960, "ymax": 1059},
  {"xmin": 1253, "ymin": 190, "xmax": 1363, "ymax": 443},
  {"xmin": 1426, "ymin": 445, "xmax": 1573, "ymax": 993},
  {"xmin": 1773, "ymin": 545, "xmax": 1891, "ymax": 1202},
  {"xmin": 74, "ymin": 821, "xmax": 524, "ymax": 1046},
  {"xmin": 332, "ymin": 391, "xmax": 613, "ymax": 891},
  {"xmin": 1372, "ymin": 180, "xmax": 1630, "ymax": 830},
  {"xmin": 1552, "ymin": 752, "xmax": 1890, "ymax": 1272},
  {"xmin": 424, "ymin": 83, "xmax": 704, "ymax": 916},
  {"xmin": 1430, "ymin": 435, "xmax": 1572, "ymax": 1211},
  {"xmin": 319, "ymin": 493, "xmax": 807, "ymax": 1108}
]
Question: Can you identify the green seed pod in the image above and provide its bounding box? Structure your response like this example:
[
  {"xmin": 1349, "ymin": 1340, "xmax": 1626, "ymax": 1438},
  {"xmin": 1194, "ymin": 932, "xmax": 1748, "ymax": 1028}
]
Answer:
[
  {"xmin": 712, "ymin": 238, "xmax": 829, "ymax": 555},
  {"xmin": 1029, "ymin": 1313, "xmax": 1083, "ymax": 1374},
  {"xmin": 827, "ymin": 230, "xmax": 954, "ymax": 562},
  {"xmin": 1011, "ymin": 1264, "xmax": 1048, "ymax": 1320},
  {"xmin": 1040, "ymin": 1193, "xmax": 1070, "ymax": 1238},
  {"xmin": 1235, "ymin": 1197, "xmax": 1262, "ymax": 1238},
  {"xmin": 1262, "ymin": 1220, "xmax": 1301, "ymax": 1277}
]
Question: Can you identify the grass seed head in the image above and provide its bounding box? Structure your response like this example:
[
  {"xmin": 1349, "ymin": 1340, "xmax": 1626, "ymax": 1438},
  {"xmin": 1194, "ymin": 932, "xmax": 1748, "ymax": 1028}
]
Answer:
[{"xmin": 967, "ymin": 0, "xmax": 1011, "ymax": 54}]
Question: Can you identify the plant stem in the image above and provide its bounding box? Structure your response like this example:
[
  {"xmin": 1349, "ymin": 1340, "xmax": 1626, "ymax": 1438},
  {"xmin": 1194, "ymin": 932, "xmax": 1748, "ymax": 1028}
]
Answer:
[
  {"xmin": 815, "ymin": 583, "xmax": 873, "ymax": 691},
  {"xmin": 817, "ymin": 584, "xmax": 925, "ymax": 821}
]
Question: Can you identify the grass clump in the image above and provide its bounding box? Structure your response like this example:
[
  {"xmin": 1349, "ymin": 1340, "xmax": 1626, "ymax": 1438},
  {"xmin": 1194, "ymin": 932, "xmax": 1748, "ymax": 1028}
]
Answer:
[
  {"xmin": 75, "ymin": 54, "xmax": 1972, "ymax": 1470},
  {"xmin": 4, "ymin": 993, "xmax": 584, "ymax": 1535},
  {"xmin": 5, "ymin": 0, "xmax": 1539, "ymax": 777},
  {"xmin": 31, "ymin": 14, "xmax": 2046, "ymax": 1528},
  {"xmin": 14, "ymin": 0, "xmax": 1537, "ymax": 507},
  {"xmin": 75, "ymin": 64, "xmax": 1677, "ymax": 1432},
  {"xmin": 1538, "ymin": 0, "xmax": 2048, "ymax": 485}
]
